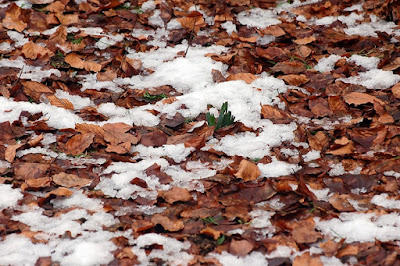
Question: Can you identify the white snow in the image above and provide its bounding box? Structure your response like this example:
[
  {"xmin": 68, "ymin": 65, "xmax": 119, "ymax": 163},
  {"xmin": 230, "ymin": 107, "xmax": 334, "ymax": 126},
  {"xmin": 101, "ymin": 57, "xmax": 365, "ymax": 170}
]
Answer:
[
  {"xmin": 0, "ymin": 184, "xmax": 23, "ymax": 210},
  {"xmin": 237, "ymin": 8, "xmax": 281, "ymax": 29},
  {"xmin": 339, "ymin": 69, "xmax": 400, "ymax": 89}
]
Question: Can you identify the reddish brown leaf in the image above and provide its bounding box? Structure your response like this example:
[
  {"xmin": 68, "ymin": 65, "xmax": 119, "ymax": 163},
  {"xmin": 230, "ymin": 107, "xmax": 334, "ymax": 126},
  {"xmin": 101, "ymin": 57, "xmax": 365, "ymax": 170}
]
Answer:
[
  {"xmin": 271, "ymin": 61, "xmax": 305, "ymax": 74},
  {"xmin": 294, "ymin": 36, "xmax": 316, "ymax": 45},
  {"xmin": 293, "ymin": 252, "xmax": 323, "ymax": 266},
  {"xmin": 280, "ymin": 74, "xmax": 309, "ymax": 86},
  {"xmin": 3, "ymin": 4, "xmax": 27, "ymax": 32},
  {"xmin": 177, "ymin": 12, "xmax": 205, "ymax": 33},
  {"xmin": 55, "ymin": 13, "xmax": 79, "ymax": 26},
  {"xmin": 229, "ymin": 239, "xmax": 254, "ymax": 256},
  {"xmin": 260, "ymin": 25, "xmax": 286, "ymax": 37},
  {"xmin": 158, "ymin": 187, "xmax": 193, "ymax": 204},
  {"xmin": 145, "ymin": 163, "xmax": 173, "ymax": 184},
  {"xmin": 45, "ymin": 187, "xmax": 73, "ymax": 198},
  {"xmin": 105, "ymin": 142, "xmax": 131, "ymax": 154},
  {"xmin": 343, "ymin": 92, "xmax": 384, "ymax": 106},
  {"xmin": 22, "ymin": 81, "xmax": 53, "ymax": 94},
  {"xmin": 15, "ymin": 163, "xmax": 49, "ymax": 180},
  {"xmin": 5, "ymin": 143, "xmax": 23, "ymax": 163},
  {"xmin": 49, "ymin": 25, "xmax": 67, "ymax": 47},
  {"xmin": 52, "ymin": 172, "xmax": 92, "ymax": 188},
  {"xmin": 47, "ymin": 95, "xmax": 74, "ymax": 110},
  {"xmin": 28, "ymin": 134, "xmax": 44, "ymax": 147},
  {"xmin": 320, "ymin": 239, "xmax": 342, "ymax": 257},
  {"xmin": 22, "ymin": 42, "xmax": 54, "ymax": 60},
  {"xmin": 391, "ymin": 82, "xmax": 400, "ymax": 99},
  {"xmin": 26, "ymin": 177, "xmax": 51, "ymax": 188},
  {"xmin": 102, "ymin": 123, "xmax": 138, "ymax": 145},
  {"xmin": 234, "ymin": 160, "xmax": 261, "ymax": 181},
  {"xmin": 256, "ymin": 47, "xmax": 285, "ymax": 60},
  {"xmin": 200, "ymin": 227, "xmax": 223, "ymax": 240},
  {"xmin": 140, "ymin": 131, "xmax": 167, "ymax": 147},
  {"xmin": 328, "ymin": 194, "xmax": 356, "ymax": 211},
  {"xmin": 292, "ymin": 227, "xmax": 321, "ymax": 244},
  {"xmin": 65, "ymin": 53, "xmax": 102, "ymax": 72},
  {"xmin": 226, "ymin": 73, "xmax": 258, "ymax": 84},
  {"xmin": 309, "ymin": 98, "xmax": 333, "ymax": 117},
  {"xmin": 64, "ymin": 133, "xmax": 95, "ymax": 156},
  {"xmin": 298, "ymin": 46, "xmax": 312, "ymax": 58},
  {"xmin": 151, "ymin": 214, "xmax": 184, "ymax": 232}
]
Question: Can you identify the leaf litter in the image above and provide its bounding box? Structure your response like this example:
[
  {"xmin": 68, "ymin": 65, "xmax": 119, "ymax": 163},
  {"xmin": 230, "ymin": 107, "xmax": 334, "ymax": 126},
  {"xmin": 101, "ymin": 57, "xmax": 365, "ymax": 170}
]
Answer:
[{"xmin": 1, "ymin": 0, "xmax": 400, "ymax": 265}]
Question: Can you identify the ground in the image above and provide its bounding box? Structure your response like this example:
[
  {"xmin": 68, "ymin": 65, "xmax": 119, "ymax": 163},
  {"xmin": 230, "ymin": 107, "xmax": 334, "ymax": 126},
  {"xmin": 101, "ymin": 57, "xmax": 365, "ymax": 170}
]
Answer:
[{"xmin": 1, "ymin": 0, "xmax": 400, "ymax": 265}]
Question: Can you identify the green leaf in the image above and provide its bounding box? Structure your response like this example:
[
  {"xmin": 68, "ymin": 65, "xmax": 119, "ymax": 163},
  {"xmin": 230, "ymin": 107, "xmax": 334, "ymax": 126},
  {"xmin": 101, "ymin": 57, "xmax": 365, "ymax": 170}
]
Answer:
[
  {"xmin": 206, "ymin": 113, "xmax": 216, "ymax": 126},
  {"xmin": 217, "ymin": 235, "xmax": 225, "ymax": 245}
]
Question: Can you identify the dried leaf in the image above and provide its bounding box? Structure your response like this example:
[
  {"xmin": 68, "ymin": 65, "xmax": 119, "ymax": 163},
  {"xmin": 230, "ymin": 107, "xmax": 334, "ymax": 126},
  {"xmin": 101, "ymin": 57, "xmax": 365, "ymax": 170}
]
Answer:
[
  {"xmin": 294, "ymin": 36, "xmax": 316, "ymax": 45},
  {"xmin": 52, "ymin": 172, "xmax": 92, "ymax": 188},
  {"xmin": 255, "ymin": 47, "xmax": 285, "ymax": 60},
  {"xmin": 309, "ymin": 98, "xmax": 333, "ymax": 117},
  {"xmin": 280, "ymin": 74, "xmax": 309, "ymax": 86},
  {"xmin": 64, "ymin": 133, "xmax": 95, "ymax": 156},
  {"xmin": 260, "ymin": 25, "xmax": 285, "ymax": 37},
  {"xmin": 391, "ymin": 82, "xmax": 400, "ymax": 99},
  {"xmin": 15, "ymin": 163, "xmax": 50, "ymax": 180},
  {"xmin": 292, "ymin": 227, "xmax": 321, "ymax": 244},
  {"xmin": 47, "ymin": 95, "xmax": 74, "ymax": 110},
  {"xmin": 5, "ymin": 143, "xmax": 23, "ymax": 163},
  {"xmin": 151, "ymin": 214, "xmax": 184, "ymax": 232},
  {"xmin": 298, "ymin": 46, "xmax": 312, "ymax": 58},
  {"xmin": 22, "ymin": 42, "xmax": 54, "ymax": 60},
  {"xmin": 293, "ymin": 252, "xmax": 323, "ymax": 266},
  {"xmin": 65, "ymin": 53, "xmax": 102, "ymax": 72},
  {"xmin": 45, "ymin": 187, "xmax": 73, "ymax": 198},
  {"xmin": 49, "ymin": 25, "xmax": 67, "ymax": 46},
  {"xmin": 3, "ymin": 4, "xmax": 27, "ymax": 32},
  {"xmin": 261, "ymin": 105, "xmax": 290, "ymax": 120},
  {"xmin": 55, "ymin": 13, "xmax": 79, "ymax": 25},
  {"xmin": 200, "ymin": 227, "xmax": 222, "ymax": 240},
  {"xmin": 226, "ymin": 73, "xmax": 258, "ymax": 84},
  {"xmin": 159, "ymin": 187, "xmax": 193, "ymax": 204},
  {"xmin": 177, "ymin": 12, "xmax": 205, "ymax": 33},
  {"xmin": 105, "ymin": 142, "xmax": 131, "ymax": 154},
  {"xmin": 22, "ymin": 81, "xmax": 53, "ymax": 94},
  {"xmin": 234, "ymin": 160, "xmax": 261, "ymax": 181},
  {"xmin": 327, "ymin": 141, "xmax": 355, "ymax": 155},
  {"xmin": 229, "ymin": 239, "xmax": 254, "ymax": 256},
  {"xmin": 343, "ymin": 92, "xmax": 384, "ymax": 106},
  {"xmin": 26, "ymin": 177, "xmax": 51, "ymax": 188},
  {"xmin": 28, "ymin": 134, "xmax": 44, "ymax": 147}
]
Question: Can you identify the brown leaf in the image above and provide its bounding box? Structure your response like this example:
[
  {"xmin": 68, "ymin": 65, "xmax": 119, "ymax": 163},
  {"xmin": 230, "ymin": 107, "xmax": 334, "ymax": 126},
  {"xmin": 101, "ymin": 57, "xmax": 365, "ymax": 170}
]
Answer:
[
  {"xmin": 75, "ymin": 123, "xmax": 105, "ymax": 139},
  {"xmin": 292, "ymin": 227, "xmax": 321, "ymax": 244},
  {"xmin": 327, "ymin": 141, "xmax": 355, "ymax": 155},
  {"xmin": 15, "ymin": 163, "xmax": 50, "ymax": 180},
  {"xmin": 22, "ymin": 81, "xmax": 53, "ymax": 94},
  {"xmin": 298, "ymin": 46, "xmax": 312, "ymax": 58},
  {"xmin": 261, "ymin": 105, "xmax": 291, "ymax": 120},
  {"xmin": 309, "ymin": 98, "xmax": 333, "ymax": 117},
  {"xmin": 391, "ymin": 82, "xmax": 400, "ymax": 99},
  {"xmin": 280, "ymin": 74, "xmax": 309, "ymax": 86},
  {"xmin": 255, "ymin": 47, "xmax": 284, "ymax": 60},
  {"xmin": 49, "ymin": 25, "xmax": 67, "ymax": 47},
  {"xmin": 200, "ymin": 227, "xmax": 223, "ymax": 240},
  {"xmin": 158, "ymin": 187, "xmax": 193, "ymax": 204},
  {"xmin": 55, "ymin": 13, "xmax": 79, "ymax": 26},
  {"xmin": 271, "ymin": 61, "xmax": 305, "ymax": 74},
  {"xmin": 140, "ymin": 130, "xmax": 167, "ymax": 147},
  {"xmin": 47, "ymin": 95, "xmax": 74, "ymax": 110},
  {"xmin": 44, "ymin": 1, "xmax": 65, "ymax": 13},
  {"xmin": 328, "ymin": 194, "xmax": 356, "ymax": 211},
  {"xmin": 293, "ymin": 252, "xmax": 323, "ymax": 266},
  {"xmin": 320, "ymin": 239, "xmax": 342, "ymax": 257},
  {"xmin": 29, "ymin": 0, "xmax": 55, "ymax": 3},
  {"xmin": 294, "ymin": 36, "xmax": 316, "ymax": 45},
  {"xmin": 151, "ymin": 214, "xmax": 184, "ymax": 232},
  {"xmin": 3, "ymin": 4, "xmax": 27, "ymax": 32},
  {"xmin": 234, "ymin": 160, "xmax": 261, "ymax": 182},
  {"xmin": 226, "ymin": 73, "xmax": 258, "ymax": 84},
  {"xmin": 260, "ymin": 25, "xmax": 285, "ymax": 37},
  {"xmin": 64, "ymin": 133, "xmax": 95, "ymax": 156},
  {"xmin": 28, "ymin": 134, "xmax": 44, "ymax": 147},
  {"xmin": 5, "ymin": 143, "xmax": 23, "ymax": 163},
  {"xmin": 65, "ymin": 53, "xmax": 102, "ymax": 72},
  {"xmin": 45, "ymin": 187, "xmax": 73, "ymax": 198},
  {"xmin": 308, "ymin": 131, "xmax": 329, "ymax": 151},
  {"xmin": 177, "ymin": 12, "xmax": 205, "ymax": 33},
  {"xmin": 26, "ymin": 177, "xmax": 51, "ymax": 188},
  {"xmin": 102, "ymin": 123, "xmax": 138, "ymax": 145},
  {"xmin": 229, "ymin": 239, "xmax": 254, "ymax": 256},
  {"xmin": 343, "ymin": 92, "xmax": 384, "ymax": 106},
  {"xmin": 97, "ymin": 69, "xmax": 118, "ymax": 81},
  {"xmin": 22, "ymin": 42, "xmax": 54, "ymax": 60},
  {"xmin": 105, "ymin": 142, "xmax": 131, "ymax": 154},
  {"xmin": 145, "ymin": 163, "xmax": 173, "ymax": 184},
  {"xmin": 52, "ymin": 172, "xmax": 92, "ymax": 188}
]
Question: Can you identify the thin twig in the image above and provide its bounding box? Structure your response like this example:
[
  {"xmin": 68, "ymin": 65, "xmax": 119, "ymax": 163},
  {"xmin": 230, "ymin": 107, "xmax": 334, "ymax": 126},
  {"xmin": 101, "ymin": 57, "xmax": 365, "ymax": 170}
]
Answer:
[
  {"xmin": 11, "ymin": 66, "xmax": 24, "ymax": 89},
  {"xmin": 184, "ymin": 2, "xmax": 198, "ymax": 57}
]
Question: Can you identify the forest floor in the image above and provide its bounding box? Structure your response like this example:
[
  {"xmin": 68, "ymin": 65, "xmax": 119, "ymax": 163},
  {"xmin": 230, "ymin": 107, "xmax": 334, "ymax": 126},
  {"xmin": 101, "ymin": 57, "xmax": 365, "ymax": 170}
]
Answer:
[{"xmin": 1, "ymin": 0, "xmax": 400, "ymax": 265}]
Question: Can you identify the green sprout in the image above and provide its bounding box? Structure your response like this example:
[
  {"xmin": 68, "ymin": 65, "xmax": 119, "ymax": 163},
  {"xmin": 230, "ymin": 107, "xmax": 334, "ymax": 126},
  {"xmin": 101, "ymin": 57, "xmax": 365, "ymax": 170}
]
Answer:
[
  {"xmin": 67, "ymin": 34, "xmax": 83, "ymax": 44},
  {"xmin": 201, "ymin": 216, "xmax": 220, "ymax": 225},
  {"xmin": 217, "ymin": 235, "xmax": 225, "ymax": 245},
  {"xmin": 206, "ymin": 102, "xmax": 235, "ymax": 130},
  {"xmin": 143, "ymin": 91, "xmax": 167, "ymax": 101},
  {"xmin": 290, "ymin": 55, "xmax": 313, "ymax": 70}
]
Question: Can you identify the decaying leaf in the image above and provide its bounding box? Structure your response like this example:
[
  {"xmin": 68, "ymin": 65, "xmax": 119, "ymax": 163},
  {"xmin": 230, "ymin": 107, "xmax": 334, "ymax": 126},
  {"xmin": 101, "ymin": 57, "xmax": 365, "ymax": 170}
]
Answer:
[
  {"xmin": 22, "ymin": 42, "xmax": 54, "ymax": 60},
  {"xmin": 280, "ymin": 74, "xmax": 309, "ymax": 86},
  {"xmin": 65, "ymin": 53, "xmax": 102, "ymax": 72},
  {"xmin": 343, "ymin": 92, "xmax": 384, "ymax": 106},
  {"xmin": 5, "ymin": 143, "xmax": 24, "ymax": 163},
  {"xmin": 234, "ymin": 160, "xmax": 261, "ymax": 181},
  {"xmin": 64, "ymin": 133, "xmax": 95, "ymax": 156},
  {"xmin": 151, "ymin": 214, "xmax": 184, "ymax": 232},
  {"xmin": 52, "ymin": 172, "xmax": 92, "ymax": 188},
  {"xmin": 226, "ymin": 73, "xmax": 258, "ymax": 84},
  {"xmin": 47, "ymin": 95, "xmax": 74, "ymax": 110},
  {"xmin": 158, "ymin": 187, "xmax": 193, "ymax": 204},
  {"xmin": 293, "ymin": 252, "xmax": 323, "ymax": 266},
  {"xmin": 229, "ymin": 239, "xmax": 254, "ymax": 256},
  {"xmin": 200, "ymin": 227, "xmax": 222, "ymax": 240},
  {"xmin": 3, "ymin": 4, "xmax": 27, "ymax": 32}
]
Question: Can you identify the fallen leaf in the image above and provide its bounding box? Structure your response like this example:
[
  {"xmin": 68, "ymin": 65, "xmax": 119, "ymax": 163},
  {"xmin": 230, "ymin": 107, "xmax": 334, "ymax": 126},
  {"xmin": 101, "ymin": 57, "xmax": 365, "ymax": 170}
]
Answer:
[
  {"xmin": 159, "ymin": 187, "xmax": 193, "ymax": 204},
  {"xmin": 52, "ymin": 172, "xmax": 92, "ymax": 188},
  {"xmin": 293, "ymin": 252, "xmax": 323, "ymax": 266},
  {"xmin": 26, "ymin": 177, "xmax": 51, "ymax": 188},
  {"xmin": 65, "ymin": 53, "xmax": 102, "ymax": 72},
  {"xmin": 45, "ymin": 187, "xmax": 73, "ymax": 198},
  {"xmin": 261, "ymin": 105, "xmax": 291, "ymax": 120},
  {"xmin": 234, "ymin": 160, "xmax": 261, "ymax": 181},
  {"xmin": 5, "ymin": 143, "xmax": 23, "ymax": 163},
  {"xmin": 15, "ymin": 163, "xmax": 50, "ymax": 180},
  {"xmin": 200, "ymin": 227, "xmax": 222, "ymax": 240},
  {"xmin": 22, "ymin": 42, "xmax": 54, "ymax": 60},
  {"xmin": 64, "ymin": 133, "xmax": 95, "ymax": 156},
  {"xmin": 327, "ymin": 141, "xmax": 355, "ymax": 155},
  {"xmin": 260, "ymin": 25, "xmax": 285, "ymax": 37},
  {"xmin": 280, "ymin": 74, "xmax": 309, "ymax": 86},
  {"xmin": 229, "ymin": 239, "xmax": 254, "ymax": 256},
  {"xmin": 44, "ymin": 1, "xmax": 65, "ymax": 13},
  {"xmin": 309, "ymin": 98, "xmax": 333, "ymax": 117},
  {"xmin": 151, "ymin": 214, "xmax": 184, "ymax": 232},
  {"xmin": 55, "ymin": 13, "xmax": 79, "ymax": 25},
  {"xmin": 177, "ymin": 11, "xmax": 205, "ymax": 33},
  {"xmin": 22, "ymin": 81, "xmax": 53, "ymax": 94},
  {"xmin": 328, "ymin": 194, "xmax": 356, "ymax": 211},
  {"xmin": 294, "ymin": 36, "xmax": 316, "ymax": 45},
  {"xmin": 145, "ymin": 163, "xmax": 173, "ymax": 184},
  {"xmin": 226, "ymin": 73, "xmax": 258, "ymax": 84},
  {"xmin": 49, "ymin": 25, "xmax": 68, "ymax": 47},
  {"xmin": 391, "ymin": 82, "xmax": 400, "ymax": 99},
  {"xmin": 47, "ymin": 95, "xmax": 74, "ymax": 110},
  {"xmin": 292, "ymin": 227, "xmax": 321, "ymax": 244},
  {"xmin": 105, "ymin": 142, "xmax": 131, "ymax": 154},
  {"xmin": 140, "ymin": 130, "xmax": 167, "ymax": 147},
  {"xmin": 3, "ymin": 4, "xmax": 27, "ymax": 32},
  {"xmin": 29, "ymin": 0, "xmax": 55, "ymax": 3},
  {"xmin": 320, "ymin": 239, "xmax": 342, "ymax": 257},
  {"xmin": 28, "ymin": 134, "xmax": 44, "ymax": 147},
  {"xmin": 298, "ymin": 46, "xmax": 312, "ymax": 58},
  {"xmin": 271, "ymin": 61, "xmax": 305, "ymax": 74},
  {"xmin": 102, "ymin": 123, "xmax": 138, "ymax": 145},
  {"xmin": 343, "ymin": 92, "xmax": 384, "ymax": 106}
]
